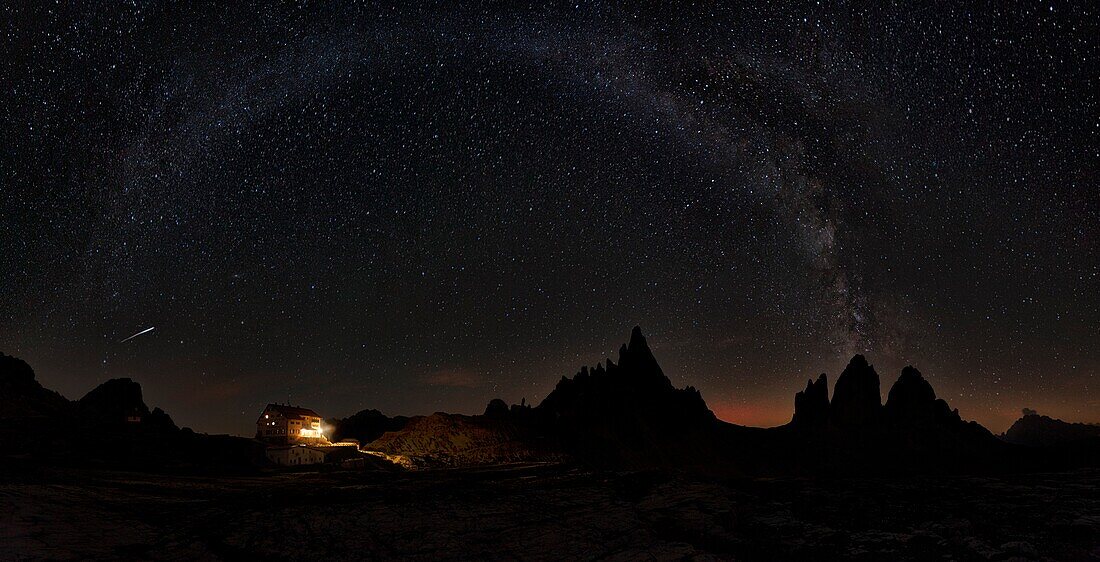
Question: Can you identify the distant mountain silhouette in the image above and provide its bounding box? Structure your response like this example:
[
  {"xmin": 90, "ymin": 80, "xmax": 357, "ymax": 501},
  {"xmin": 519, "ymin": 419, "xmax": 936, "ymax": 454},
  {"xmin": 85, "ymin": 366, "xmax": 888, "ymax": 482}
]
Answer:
[
  {"xmin": 0, "ymin": 352, "xmax": 260, "ymax": 472},
  {"xmin": 1003, "ymin": 412, "xmax": 1100, "ymax": 446}
]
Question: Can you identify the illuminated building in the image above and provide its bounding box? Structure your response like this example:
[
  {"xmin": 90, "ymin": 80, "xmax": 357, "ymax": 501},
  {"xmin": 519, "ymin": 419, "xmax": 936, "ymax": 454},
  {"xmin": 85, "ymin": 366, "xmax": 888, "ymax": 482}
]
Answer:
[
  {"xmin": 256, "ymin": 403, "xmax": 329, "ymax": 445},
  {"xmin": 264, "ymin": 445, "xmax": 329, "ymax": 466}
]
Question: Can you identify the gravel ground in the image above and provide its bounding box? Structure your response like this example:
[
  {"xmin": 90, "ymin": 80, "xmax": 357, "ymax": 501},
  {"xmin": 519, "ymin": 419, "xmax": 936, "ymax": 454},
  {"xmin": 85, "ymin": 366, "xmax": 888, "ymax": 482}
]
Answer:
[{"xmin": 2, "ymin": 464, "xmax": 1098, "ymax": 561}]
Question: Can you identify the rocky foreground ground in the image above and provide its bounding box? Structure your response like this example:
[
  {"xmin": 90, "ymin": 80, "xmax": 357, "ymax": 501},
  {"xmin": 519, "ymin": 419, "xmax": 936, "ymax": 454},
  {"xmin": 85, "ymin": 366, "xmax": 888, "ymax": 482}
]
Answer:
[{"xmin": 2, "ymin": 464, "xmax": 1098, "ymax": 561}]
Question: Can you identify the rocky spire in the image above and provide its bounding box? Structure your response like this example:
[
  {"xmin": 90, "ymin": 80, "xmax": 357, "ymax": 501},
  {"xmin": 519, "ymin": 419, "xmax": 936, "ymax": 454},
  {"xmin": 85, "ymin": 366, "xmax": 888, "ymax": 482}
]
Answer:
[
  {"xmin": 829, "ymin": 355, "xmax": 882, "ymax": 428},
  {"xmin": 628, "ymin": 325, "xmax": 650, "ymax": 354},
  {"xmin": 792, "ymin": 373, "xmax": 829, "ymax": 427},
  {"xmin": 615, "ymin": 326, "xmax": 668, "ymax": 386}
]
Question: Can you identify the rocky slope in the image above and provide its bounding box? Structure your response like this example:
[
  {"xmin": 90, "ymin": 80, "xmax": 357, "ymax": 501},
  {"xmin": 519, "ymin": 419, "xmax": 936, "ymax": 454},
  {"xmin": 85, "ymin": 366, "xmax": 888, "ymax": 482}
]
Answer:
[
  {"xmin": 365, "ymin": 412, "xmax": 559, "ymax": 467},
  {"xmin": 6, "ymin": 464, "xmax": 1098, "ymax": 561}
]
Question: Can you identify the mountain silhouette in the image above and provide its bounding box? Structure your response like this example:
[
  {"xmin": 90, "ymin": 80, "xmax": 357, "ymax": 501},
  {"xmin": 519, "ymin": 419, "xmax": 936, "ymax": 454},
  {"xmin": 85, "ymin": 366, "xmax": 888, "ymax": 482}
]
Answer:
[
  {"xmin": 791, "ymin": 373, "xmax": 829, "ymax": 427},
  {"xmin": 0, "ymin": 352, "xmax": 261, "ymax": 471},
  {"xmin": 884, "ymin": 366, "xmax": 940, "ymax": 422},
  {"xmin": 5, "ymin": 328, "xmax": 1099, "ymax": 476},
  {"xmin": 1003, "ymin": 412, "xmax": 1100, "ymax": 446},
  {"xmin": 79, "ymin": 377, "xmax": 178, "ymax": 433},
  {"xmin": 780, "ymin": 358, "xmax": 1006, "ymax": 473},
  {"xmin": 828, "ymin": 355, "xmax": 882, "ymax": 428},
  {"xmin": 0, "ymin": 352, "xmax": 70, "ymax": 418},
  {"xmin": 534, "ymin": 326, "xmax": 717, "ymax": 467},
  {"xmin": 240, "ymin": 328, "xmax": 1100, "ymax": 474}
]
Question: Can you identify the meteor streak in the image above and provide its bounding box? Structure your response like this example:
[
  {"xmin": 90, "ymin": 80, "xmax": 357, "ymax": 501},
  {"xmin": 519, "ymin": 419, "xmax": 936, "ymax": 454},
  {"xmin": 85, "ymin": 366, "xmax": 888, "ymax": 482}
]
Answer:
[{"xmin": 120, "ymin": 326, "xmax": 155, "ymax": 343}]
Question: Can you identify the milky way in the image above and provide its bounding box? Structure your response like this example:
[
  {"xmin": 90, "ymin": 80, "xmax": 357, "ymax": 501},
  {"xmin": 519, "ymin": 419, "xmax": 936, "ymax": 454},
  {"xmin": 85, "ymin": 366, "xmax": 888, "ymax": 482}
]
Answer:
[{"xmin": 2, "ymin": 3, "xmax": 1097, "ymax": 433}]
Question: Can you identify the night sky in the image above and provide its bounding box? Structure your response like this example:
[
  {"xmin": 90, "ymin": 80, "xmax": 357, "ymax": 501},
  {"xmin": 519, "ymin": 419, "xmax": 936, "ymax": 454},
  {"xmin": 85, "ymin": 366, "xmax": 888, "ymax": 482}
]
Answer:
[{"xmin": 3, "ymin": 2, "xmax": 1097, "ymax": 435}]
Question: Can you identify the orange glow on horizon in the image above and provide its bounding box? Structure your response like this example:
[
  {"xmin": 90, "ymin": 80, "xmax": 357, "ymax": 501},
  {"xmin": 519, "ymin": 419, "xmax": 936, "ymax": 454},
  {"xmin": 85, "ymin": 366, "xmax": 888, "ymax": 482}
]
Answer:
[{"xmin": 710, "ymin": 398, "xmax": 792, "ymax": 429}]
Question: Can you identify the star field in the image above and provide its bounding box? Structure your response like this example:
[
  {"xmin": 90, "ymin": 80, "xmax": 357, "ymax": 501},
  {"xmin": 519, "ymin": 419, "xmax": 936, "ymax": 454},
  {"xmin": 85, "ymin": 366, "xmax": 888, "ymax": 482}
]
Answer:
[{"xmin": 2, "ymin": 2, "xmax": 1097, "ymax": 434}]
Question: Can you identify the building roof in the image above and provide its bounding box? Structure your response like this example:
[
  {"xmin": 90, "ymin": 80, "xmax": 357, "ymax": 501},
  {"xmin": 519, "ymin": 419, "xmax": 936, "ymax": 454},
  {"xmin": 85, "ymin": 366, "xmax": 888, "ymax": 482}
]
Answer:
[{"xmin": 262, "ymin": 403, "xmax": 322, "ymax": 420}]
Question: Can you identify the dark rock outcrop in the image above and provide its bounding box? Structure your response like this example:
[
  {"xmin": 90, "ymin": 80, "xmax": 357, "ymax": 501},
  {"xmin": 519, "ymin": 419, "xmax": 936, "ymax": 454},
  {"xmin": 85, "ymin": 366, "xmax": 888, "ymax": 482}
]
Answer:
[
  {"xmin": 791, "ymin": 373, "xmax": 829, "ymax": 427},
  {"xmin": 329, "ymin": 409, "xmax": 409, "ymax": 444},
  {"xmin": 829, "ymin": 355, "xmax": 881, "ymax": 428},
  {"xmin": 484, "ymin": 398, "xmax": 509, "ymax": 418},
  {"xmin": 0, "ymin": 352, "xmax": 71, "ymax": 418},
  {"xmin": 78, "ymin": 378, "xmax": 178, "ymax": 433},
  {"xmin": 0, "ymin": 353, "xmax": 75, "ymax": 454}
]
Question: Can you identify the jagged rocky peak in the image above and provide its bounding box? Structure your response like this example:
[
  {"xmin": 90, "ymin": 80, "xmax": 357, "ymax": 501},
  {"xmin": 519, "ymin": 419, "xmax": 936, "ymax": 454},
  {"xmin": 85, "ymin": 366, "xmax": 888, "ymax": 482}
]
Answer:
[
  {"xmin": 628, "ymin": 325, "xmax": 650, "ymax": 353},
  {"xmin": 538, "ymin": 326, "xmax": 713, "ymax": 422},
  {"xmin": 830, "ymin": 354, "xmax": 882, "ymax": 428},
  {"xmin": 614, "ymin": 326, "xmax": 670, "ymax": 386},
  {"xmin": 792, "ymin": 373, "xmax": 829, "ymax": 426},
  {"xmin": 620, "ymin": 326, "xmax": 651, "ymax": 358}
]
